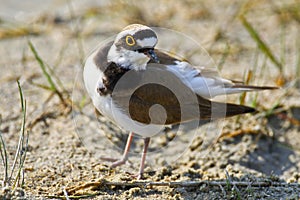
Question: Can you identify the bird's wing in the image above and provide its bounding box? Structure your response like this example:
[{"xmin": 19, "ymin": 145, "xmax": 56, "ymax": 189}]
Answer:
[
  {"xmin": 113, "ymin": 79, "xmax": 256, "ymax": 125},
  {"xmin": 111, "ymin": 64, "xmax": 201, "ymax": 124},
  {"xmin": 111, "ymin": 63, "xmax": 256, "ymax": 125},
  {"xmin": 152, "ymin": 49, "xmax": 278, "ymax": 99}
]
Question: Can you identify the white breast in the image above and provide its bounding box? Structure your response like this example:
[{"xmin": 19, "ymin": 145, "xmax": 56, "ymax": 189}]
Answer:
[{"xmin": 84, "ymin": 52, "xmax": 164, "ymax": 137}]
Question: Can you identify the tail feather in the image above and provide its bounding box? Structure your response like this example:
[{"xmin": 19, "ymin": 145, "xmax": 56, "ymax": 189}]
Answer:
[
  {"xmin": 197, "ymin": 95, "xmax": 256, "ymax": 120},
  {"xmin": 222, "ymin": 84, "xmax": 279, "ymax": 96},
  {"xmin": 222, "ymin": 102, "xmax": 256, "ymax": 117},
  {"xmin": 231, "ymin": 85, "xmax": 279, "ymax": 90}
]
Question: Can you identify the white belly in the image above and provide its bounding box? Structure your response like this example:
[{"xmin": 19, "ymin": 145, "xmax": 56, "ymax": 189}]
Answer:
[{"xmin": 93, "ymin": 94, "xmax": 165, "ymax": 137}]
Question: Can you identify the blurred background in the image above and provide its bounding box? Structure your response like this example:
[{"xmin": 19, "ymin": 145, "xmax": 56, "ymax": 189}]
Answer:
[{"xmin": 0, "ymin": 0, "xmax": 299, "ymax": 199}]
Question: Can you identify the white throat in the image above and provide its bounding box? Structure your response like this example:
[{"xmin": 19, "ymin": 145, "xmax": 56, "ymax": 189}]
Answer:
[{"xmin": 107, "ymin": 45, "xmax": 149, "ymax": 71}]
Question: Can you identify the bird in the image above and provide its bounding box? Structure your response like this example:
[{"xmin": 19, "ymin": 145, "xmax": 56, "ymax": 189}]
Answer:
[{"xmin": 83, "ymin": 24, "xmax": 277, "ymax": 179}]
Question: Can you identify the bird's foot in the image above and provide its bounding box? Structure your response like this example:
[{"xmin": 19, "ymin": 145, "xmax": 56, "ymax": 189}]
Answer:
[
  {"xmin": 136, "ymin": 173, "xmax": 144, "ymax": 180},
  {"xmin": 100, "ymin": 156, "xmax": 128, "ymax": 167},
  {"xmin": 111, "ymin": 159, "xmax": 127, "ymax": 168}
]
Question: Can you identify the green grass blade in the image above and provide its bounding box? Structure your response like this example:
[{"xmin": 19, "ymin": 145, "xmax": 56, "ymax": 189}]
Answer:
[
  {"xmin": 17, "ymin": 80, "xmax": 24, "ymax": 111},
  {"xmin": 239, "ymin": 15, "xmax": 283, "ymax": 72},
  {"xmin": 13, "ymin": 101, "xmax": 27, "ymax": 190},
  {"xmin": 217, "ymin": 42, "xmax": 230, "ymax": 71},
  {"xmin": 28, "ymin": 40, "xmax": 56, "ymax": 92},
  {"xmin": 0, "ymin": 131, "xmax": 8, "ymax": 185},
  {"xmin": 46, "ymin": 63, "xmax": 68, "ymax": 93},
  {"xmin": 296, "ymin": 38, "xmax": 300, "ymax": 83},
  {"xmin": 28, "ymin": 40, "xmax": 69, "ymax": 107},
  {"xmin": 29, "ymin": 82, "xmax": 54, "ymax": 91},
  {"xmin": 21, "ymin": 130, "xmax": 29, "ymax": 187},
  {"xmin": 10, "ymin": 81, "xmax": 25, "ymax": 180},
  {"xmin": 10, "ymin": 81, "xmax": 28, "ymax": 189}
]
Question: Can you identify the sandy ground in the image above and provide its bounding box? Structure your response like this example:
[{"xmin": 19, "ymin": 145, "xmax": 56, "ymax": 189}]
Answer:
[{"xmin": 0, "ymin": 0, "xmax": 300, "ymax": 199}]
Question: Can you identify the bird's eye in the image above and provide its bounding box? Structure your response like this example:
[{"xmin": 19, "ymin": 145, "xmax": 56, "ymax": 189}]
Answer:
[{"xmin": 125, "ymin": 35, "xmax": 135, "ymax": 46}]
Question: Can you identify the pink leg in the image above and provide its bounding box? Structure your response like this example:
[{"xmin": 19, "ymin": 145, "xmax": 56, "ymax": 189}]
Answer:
[
  {"xmin": 101, "ymin": 132, "xmax": 134, "ymax": 167},
  {"xmin": 137, "ymin": 137, "xmax": 150, "ymax": 180}
]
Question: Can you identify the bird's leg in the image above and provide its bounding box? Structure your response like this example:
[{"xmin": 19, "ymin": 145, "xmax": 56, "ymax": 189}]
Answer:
[
  {"xmin": 100, "ymin": 132, "xmax": 134, "ymax": 167},
  {"xmin": 111, "ymin": 132, "xmax": 134, "ymax": 167},
  {"xmin": 137, "ymin": 137, "xmax": 150, "ymax": 180}
]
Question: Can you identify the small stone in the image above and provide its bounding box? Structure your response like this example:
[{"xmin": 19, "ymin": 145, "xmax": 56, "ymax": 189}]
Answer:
[
  {"xmin": 189, "ymin": 137, "xmax": 203, "ymax": 151},
  {"xmin": 128, "ymin": 187, "xmax": 141, "ymax": 196},
  {"xmin": 0, "ymin": 186, "xmax": 12, "ymax": 199},
  {"xmin": 14, "ymin": 188, "xmax": 25, "ymax": 197}
]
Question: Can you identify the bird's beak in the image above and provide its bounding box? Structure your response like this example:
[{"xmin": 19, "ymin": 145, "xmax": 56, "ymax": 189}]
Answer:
[{"xmin": 145, "ymin": 49, "xmax": 159, "ymax": 63}]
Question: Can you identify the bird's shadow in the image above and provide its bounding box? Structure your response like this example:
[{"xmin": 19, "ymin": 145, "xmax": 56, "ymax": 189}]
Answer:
[
  {"xmin": 238, "ymin": 107, "xmax": 300, "ymax": 177},
  {"xmin": 238, "ymin": 135, "xmax": 297, "ymax": 176}
]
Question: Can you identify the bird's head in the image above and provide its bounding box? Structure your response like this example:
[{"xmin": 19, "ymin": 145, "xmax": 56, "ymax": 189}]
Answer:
[{"xmin": 107, "ymin": 24, "xmax": 159, "ymax": 70}]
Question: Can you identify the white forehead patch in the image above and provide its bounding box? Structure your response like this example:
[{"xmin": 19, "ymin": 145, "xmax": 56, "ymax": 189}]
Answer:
[
  {"xmin": 137, "ymin": 37, "xmax": 157, "ymax": 48},
  {"xmin": 114, "ymin": 24, "xmax": 156, "ymax": 45},
  {"xmin": 122, "ymin": 24, "xmax": 145, "ymax": 31}
]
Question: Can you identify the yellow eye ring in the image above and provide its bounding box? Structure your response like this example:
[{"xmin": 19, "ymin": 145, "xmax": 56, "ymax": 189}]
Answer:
[{"xmin": 125, "ymin": 35, "xmax": 136, "ymax": 46}]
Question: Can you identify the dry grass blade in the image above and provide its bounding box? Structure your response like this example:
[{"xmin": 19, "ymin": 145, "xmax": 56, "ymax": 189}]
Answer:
[
  {"xmin": 296, "ymin": 38, "xmax": 300, "ymax": 86},
  {"xmin": 239, "ymin": 70, "xmax": 253, "ymax": 106},
  {"xmin": 62, "ymin": 187, "xmax": 70, "ymax": 200},
  {"xmin": 273, "ymin": 2, "xmax": 300, "ymax": 24},
  {"xmin": 67, "ymin": 0, "xmax": 85, "ymax": 64},
  {"xmin": 239, "ymin": 15, "xmax": 283, "ymax": 72},
  {"xmin": 49, "ymin": 178, "xmax": 300, "ymax": 199},
  {"xmin": 0, "ymin": 25, "xmax": 41, "ymax": 39}
]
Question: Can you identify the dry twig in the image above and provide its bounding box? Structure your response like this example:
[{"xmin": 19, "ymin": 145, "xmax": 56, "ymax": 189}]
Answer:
[{"xmin": 53, "ymin": 178, "xmax": 300, "ymax": 198}]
